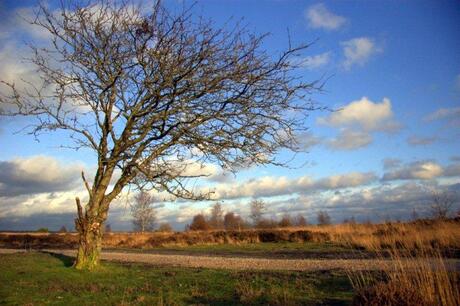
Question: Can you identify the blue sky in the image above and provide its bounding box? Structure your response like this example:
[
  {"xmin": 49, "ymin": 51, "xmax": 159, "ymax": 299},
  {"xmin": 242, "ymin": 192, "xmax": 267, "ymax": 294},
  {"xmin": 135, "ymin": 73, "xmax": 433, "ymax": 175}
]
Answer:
[{"xmin": 0, "ymin": 0, "xmax": 459, "ymax": 231}]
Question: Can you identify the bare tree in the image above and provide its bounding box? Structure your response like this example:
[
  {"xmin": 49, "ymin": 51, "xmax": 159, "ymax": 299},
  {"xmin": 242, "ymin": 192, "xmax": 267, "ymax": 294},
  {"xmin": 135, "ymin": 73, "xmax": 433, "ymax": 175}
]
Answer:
[
  {"xmin": 294, "ymin": 214, "xmax": 308, "ymax": 227},
  {"xmin": 223, "ymin": 212, "xmax": 244, "ymax": 231},
  {"xmin": 0, "ymin": 1, "xmax": 320, "ymax": 269},
  {"xmin": 131, "ymin": 191, "xmax": 156, "ymax": 232},
  {"xmin": 208, "ymin": 202, "xmax": 224, "ymax": 229},
  {"xmin": 430, "ymin": 190, "xmax": 456, "ymax": 220},
  {"xmin": 189, "ymin": 213, "xmax": 210, "ymax": 231},
  {"xmin": 250, "ymin": 199, "xmax": 266, "ymax": 226},
  {"xmin": 317, "ymin": 210, "xmax": 331, "ymax": 226},
  {"xmin": 278, "ymin": 214, "xmax": 293, "ymax": 227}
]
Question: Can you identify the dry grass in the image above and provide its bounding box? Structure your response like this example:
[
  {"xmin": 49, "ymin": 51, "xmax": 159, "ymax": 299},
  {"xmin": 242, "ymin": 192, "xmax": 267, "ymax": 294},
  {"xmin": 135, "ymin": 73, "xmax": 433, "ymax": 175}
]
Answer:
[
  {"xmin": 304, "ymin": 219, "xmax": 460, "ymax": 252},
  {"xmin": 1, "ymin": 220, "xmax": 459, "ymax": 254},
  {"xmin": 344, "ymin": 224, "xmax": 460, "ymax": 306}
]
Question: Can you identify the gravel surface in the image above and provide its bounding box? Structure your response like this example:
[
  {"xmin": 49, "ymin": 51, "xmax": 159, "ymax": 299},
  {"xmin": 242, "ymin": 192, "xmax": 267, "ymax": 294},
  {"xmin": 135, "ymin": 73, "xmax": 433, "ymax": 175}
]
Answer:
[{"xmin": 2, "ymin": 248, "xmax": 460, "ymax": 271}]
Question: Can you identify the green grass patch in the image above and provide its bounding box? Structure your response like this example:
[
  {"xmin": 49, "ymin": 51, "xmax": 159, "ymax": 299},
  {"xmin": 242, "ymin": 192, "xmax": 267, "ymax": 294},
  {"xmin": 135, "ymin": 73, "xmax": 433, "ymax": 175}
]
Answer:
[{"xmin": 0, "ymin": 252, "xmax": 354, "ymax": 305}]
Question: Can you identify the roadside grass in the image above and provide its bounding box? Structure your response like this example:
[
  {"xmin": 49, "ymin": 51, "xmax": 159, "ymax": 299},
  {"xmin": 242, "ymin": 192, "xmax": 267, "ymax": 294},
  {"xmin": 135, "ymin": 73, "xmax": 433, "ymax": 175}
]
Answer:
[{"xmin": 0, "ymin": 252, "xmax": 354, "ymax": 305}]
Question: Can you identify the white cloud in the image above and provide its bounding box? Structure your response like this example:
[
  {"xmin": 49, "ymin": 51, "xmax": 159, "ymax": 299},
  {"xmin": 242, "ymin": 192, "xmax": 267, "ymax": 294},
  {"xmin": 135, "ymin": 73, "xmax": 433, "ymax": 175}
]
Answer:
[
  {"xmin": 318, "ymin": 97, "xmax": 400, "ymax": 132},
  {"xmin": 205, "ymin": 171, "xmax": 377, "ymax": 200},
  {"xmin": 305, "ymin": 3, "xmax": 347, "ymax": 30},
  {"xmin": 297, "ymin": 52, "xmax": 331, "ymax": 70},
  {"xmin": 341, "ymin": 37, "xmax": 381, "ymax": 70},
  {"xmin": 327, "ymin": 129, "xmax": 373, "ymax": 150},
  {"xmin": 383, "ymin": 161, "xmax": 444, "ymax": 181}
]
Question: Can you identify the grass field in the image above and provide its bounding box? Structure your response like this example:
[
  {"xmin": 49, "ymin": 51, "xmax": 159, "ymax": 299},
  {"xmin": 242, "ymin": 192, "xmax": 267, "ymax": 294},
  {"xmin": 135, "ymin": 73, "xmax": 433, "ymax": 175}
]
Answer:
[
  {"xmin": 0, "ymin": 252, "xmax": 353, "ymax": 305},
  {"xmin": 1, "ymin": 220, "xmax": 459, "ymax": 305}
]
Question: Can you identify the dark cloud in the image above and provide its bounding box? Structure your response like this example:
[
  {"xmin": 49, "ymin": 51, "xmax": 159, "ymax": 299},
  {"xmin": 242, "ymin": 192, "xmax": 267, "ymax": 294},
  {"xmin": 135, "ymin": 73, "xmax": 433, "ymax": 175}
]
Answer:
[
  {"xmin": 0, "ymin": 213, "xmax": 76, "ymax": 231},
  {"xmin": 0, "ymin": 156, "xmax": 81, "ymax": 197}
]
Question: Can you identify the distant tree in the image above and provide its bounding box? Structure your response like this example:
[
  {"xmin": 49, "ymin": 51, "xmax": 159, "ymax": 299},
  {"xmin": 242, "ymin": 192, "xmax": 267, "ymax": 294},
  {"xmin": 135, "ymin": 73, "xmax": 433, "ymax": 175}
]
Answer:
[
  {"xmin": 411, "ymin": 208, "xmax": 419, "ymax": 221},
  {"xmin": 317, "ymin": 211, "xmax": 331, "ymax": 226},
  {"xmin": 131, "ymin": 192, "xmax": 156, "ymax": 232},
  {"xmin": 430, "ymin": 190, "xmax": 456, "ymax": 220},
  {"xmin": 209, "ymin": 202, "xmax": 224, "ymax": 229},
  {"xmin": 250, "ymin": 199, "xmax": 266, "ymax": 226},
  {"xmin": 256, "ymin": 218, "xmax": 278, "ymax": 229},
  {"xmin": 189, "ymin": 214, "xmax": 210, "ymax": 231},
  {"xmin": 223, "ymin": 212, "xmax": 243, "ymax": 231},
  {"xmin": 37, "ymin": 227, "xmax": 49, "ymax": 233},
  {"xmin": 278, "ymin": 214, "xmax": 293, "ymax": 228},
  {"xmin": 294, "ymin": 214, "xmax": 308, "ymax": 227},
  {"xmin": 157, "ymin": 223, "xmax": 173, "ymax": 232},
  {"xmin": 105, "ymin": 224, "xmax": 112, "ymax": 233},
  {"xmin": 343, "ymin": 216, "xmax": 357, "ymax": 225},
  {"xmin": 59, "ymin": 226, "xmax": 68, "ymax": 233}
]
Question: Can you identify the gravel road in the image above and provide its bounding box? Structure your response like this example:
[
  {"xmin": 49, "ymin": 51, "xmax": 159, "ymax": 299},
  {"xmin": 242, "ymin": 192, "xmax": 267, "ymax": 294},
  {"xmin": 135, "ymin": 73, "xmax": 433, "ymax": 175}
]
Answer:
[{"xmin": 2, "ymin": 248, "xmax": 460, "ymax": 272}]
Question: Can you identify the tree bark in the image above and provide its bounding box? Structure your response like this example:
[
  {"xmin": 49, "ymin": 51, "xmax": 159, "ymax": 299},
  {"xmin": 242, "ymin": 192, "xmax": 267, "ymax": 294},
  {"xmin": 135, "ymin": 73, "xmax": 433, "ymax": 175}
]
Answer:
[{"xmin": 74, "ymin": 197, "xmax": 105, "ymax": 270}]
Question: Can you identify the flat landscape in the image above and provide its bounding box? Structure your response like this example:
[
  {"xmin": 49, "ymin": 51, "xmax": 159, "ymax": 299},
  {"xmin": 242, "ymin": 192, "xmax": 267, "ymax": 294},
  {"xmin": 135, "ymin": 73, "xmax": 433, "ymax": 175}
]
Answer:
[{"xmin": 1, "ymin": 221, "xmax": 460, "ymax": 305}]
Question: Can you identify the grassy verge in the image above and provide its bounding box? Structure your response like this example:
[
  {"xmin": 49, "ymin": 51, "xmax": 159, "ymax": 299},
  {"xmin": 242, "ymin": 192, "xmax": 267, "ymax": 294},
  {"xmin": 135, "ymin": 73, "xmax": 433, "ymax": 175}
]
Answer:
[{"xmin": 0, "ymin": 252, "xmax": 353, "ymax": 305}]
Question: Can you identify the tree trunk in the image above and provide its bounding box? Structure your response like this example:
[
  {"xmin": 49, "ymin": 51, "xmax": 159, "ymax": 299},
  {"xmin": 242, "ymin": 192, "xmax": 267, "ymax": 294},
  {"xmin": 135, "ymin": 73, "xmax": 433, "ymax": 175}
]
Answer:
[{"xmin": 74, "ymin": 197, "xmax": 105, "ymax": 270}]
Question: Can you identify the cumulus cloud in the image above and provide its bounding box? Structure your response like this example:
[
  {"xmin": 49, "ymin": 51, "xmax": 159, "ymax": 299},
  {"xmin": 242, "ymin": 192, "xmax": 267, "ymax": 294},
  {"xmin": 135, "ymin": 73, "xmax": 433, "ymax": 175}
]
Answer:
[
  {"xmin": 326, "ymin": 129, "xmax": 372, "ymax": 151},
  {"xmin": 383, "ymin": 160, "xmax": 444, "ymax": 181},
  {"xmin": 0, "ymin": 156, "xmax": 83, "ymax": 197},
  {"xmin": 318, "ymin": 97, "xmax": 400, "ymax": 150},
  {"xmin": 406, "ymin": 135, "xmax": 439, "ymax": 146},
  {"xmin": 297, "ymin": 52, "xmax": 331, "ymax": 70},
  {"xmin": 318, "ymin": 97, "xmax": 399, "ymax": 132},
  {"xmin": 341, "ymin": 37, "xmax": 381, "ymax": 70},
  {"xmin": 305, "ymin": 3, "xmax": 347, "ymax": 30},
  {"xmin": 206, "ymin": 171, "xmax": 377, "ymax": 200}
]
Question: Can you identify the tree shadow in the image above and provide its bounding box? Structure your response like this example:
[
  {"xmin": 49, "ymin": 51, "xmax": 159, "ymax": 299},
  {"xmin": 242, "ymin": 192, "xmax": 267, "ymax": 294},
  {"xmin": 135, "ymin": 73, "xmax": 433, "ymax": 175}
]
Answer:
[{"xmin": 41, "ymin": 251, "xmax": 75, "ymax": 267}]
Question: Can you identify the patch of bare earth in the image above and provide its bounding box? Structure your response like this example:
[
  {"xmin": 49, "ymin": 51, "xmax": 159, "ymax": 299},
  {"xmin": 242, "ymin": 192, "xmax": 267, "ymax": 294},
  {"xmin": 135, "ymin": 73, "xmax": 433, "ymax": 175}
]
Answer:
[{"xmin": 1, "ymin": 249, "xmax": 459, "ymax": 271}]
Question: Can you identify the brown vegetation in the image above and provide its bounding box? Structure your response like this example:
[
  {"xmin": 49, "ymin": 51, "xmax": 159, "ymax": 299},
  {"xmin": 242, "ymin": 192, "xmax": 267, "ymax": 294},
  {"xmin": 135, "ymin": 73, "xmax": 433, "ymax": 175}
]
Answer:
[{"xmin": 1, "ymin": 219, "xmax": 459, "ymax": 253}]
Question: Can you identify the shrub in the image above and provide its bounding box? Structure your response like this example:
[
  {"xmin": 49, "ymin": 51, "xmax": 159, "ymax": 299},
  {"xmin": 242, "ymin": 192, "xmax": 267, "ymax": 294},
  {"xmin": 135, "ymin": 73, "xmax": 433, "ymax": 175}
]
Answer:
[{"xmin": 36, "ymin": 227, "xmax": 49, "ymax": 233}]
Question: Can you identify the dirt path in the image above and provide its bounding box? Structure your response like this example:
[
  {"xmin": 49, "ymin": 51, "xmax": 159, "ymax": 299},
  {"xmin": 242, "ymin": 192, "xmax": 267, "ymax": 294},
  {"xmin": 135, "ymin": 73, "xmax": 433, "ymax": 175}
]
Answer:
[{"xmin": 2, "ymin": 248, "xmax": 460, "ymax": 272}]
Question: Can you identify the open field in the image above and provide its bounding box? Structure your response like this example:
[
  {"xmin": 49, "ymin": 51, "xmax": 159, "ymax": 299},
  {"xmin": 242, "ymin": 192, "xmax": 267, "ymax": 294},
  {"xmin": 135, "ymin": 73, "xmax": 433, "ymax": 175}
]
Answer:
[
  {"xmin": 1, "ymin": 220, "xmax": 460, "ymax": 305},
  {"xmin": 0, "ymin": 252, "xmax": 354, "ymax": 305}
]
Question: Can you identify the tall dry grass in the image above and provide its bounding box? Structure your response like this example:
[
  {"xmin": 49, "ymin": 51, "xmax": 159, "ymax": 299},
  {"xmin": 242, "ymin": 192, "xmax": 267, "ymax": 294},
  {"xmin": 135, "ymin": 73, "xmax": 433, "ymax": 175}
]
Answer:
[
  {"xmin": 344, "ymin": 224, "xmax": 460, "ymax": 306},
  {"xmin": 304, "ymin": 220, "xmax": 460, "ymax": 252}
]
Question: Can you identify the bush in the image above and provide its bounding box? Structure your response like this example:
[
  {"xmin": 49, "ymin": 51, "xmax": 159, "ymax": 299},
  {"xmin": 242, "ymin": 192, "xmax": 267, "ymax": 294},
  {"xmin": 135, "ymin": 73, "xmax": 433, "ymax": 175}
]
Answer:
[{"xmin": 36, "ymin": 227, "xmax": 49, "ymax": 233}]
